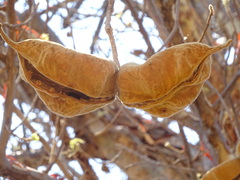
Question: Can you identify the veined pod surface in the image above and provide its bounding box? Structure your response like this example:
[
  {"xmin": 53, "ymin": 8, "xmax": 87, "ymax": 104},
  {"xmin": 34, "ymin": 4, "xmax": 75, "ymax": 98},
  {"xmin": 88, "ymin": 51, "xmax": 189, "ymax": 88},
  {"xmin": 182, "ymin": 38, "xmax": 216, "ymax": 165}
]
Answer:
[
  {"xmin": 117, "ymin": 40, "xmax": 232, "ymax": 118},
  {"xmin": 0, "ymin": 24, "xmax": 118, "ymax": 117}
]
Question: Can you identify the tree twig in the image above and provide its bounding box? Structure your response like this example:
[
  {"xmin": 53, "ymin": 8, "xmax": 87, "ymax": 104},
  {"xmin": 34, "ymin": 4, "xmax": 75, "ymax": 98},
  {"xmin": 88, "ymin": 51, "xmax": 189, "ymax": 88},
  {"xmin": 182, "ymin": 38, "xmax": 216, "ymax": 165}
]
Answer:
[
  {"xmin": 213, "ymin": 69, "xmax": 240, "ymax": 107},
  {"xmin": 45, "ymin": 119, "xmax": 67, "ymax": 174},
  {"xmin": 157, "ymin": 0, "xmax": 180, "ymax": 52},
  {"xmin": 105, "ymin": 0, "xmax": 120, "ymax": 68},
  {"xmin": 125, "ymin": 0, "xmax": 155, "ymax": 56},
  {"xmin": 2, "ymin": 3, "xmax": 39, "ymax": 29},
  {"xmin": 116, "ymin": 144, "xmax": 205, "ymax": 173},
  {"xmin": 13, "ymin": 106, "xmax": 74, "ymax": 180},
  {"xmin": 90, "ymin": 0, "xmax": 107, "ymax": 54},
  {"xmin": 178, "ymin": 122, "xmax": 197, "ymax": 180},
  {"xmin": 205, "ymin": 81, "xmax": 231, "ymax": 115},
  {"xmin": 0, "ymin": 0, "xmax": 17, "ymax": 162},
  {"xmin": 11, "ymin": 94, "xmax": 38, "ymax": 132},
  {"xmin": 107, "ymin": 149, "xmax": 124, "ymax": 164},
  {"xmin": 95, "ymin": 105, "xmax": 123, "ymax": 136},
  {"xmin": 198, "ymin": 4, "xmax": 214, "ymax": 42}
]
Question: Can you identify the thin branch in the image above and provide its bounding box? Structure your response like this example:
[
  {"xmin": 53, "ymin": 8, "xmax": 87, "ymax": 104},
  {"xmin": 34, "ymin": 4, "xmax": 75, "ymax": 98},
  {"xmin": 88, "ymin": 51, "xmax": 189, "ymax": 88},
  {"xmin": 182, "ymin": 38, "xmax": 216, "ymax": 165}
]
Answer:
[
  {"xmin": 122, "ymin": 107, "xmax": 155, "ymax": 145},
  {"xmin": 213, "ymin": 69, "xmax": 240, "ymax": 107},
  {"xmin": 90, "ymin": 0, "xmax": 107, "ymax": 54},
  {"xmin": 116, "ymin": 144, "xmax": 205, "ymax": 173},
  {"xmin": 107, "ymin": 149, "xmax": 124, "ymax": 164},
  {"xmin": 228, "ymin": 97, "xmax": 240, "ymax": 139},
  {"xmin": 11, "ymin": 94, "xmax": 38, "ymax": 132},
  {"xmin": 125, "ymin": 0, "xmax": 155, "ymax": 56},
  {"xmin": 164, "ymin": 142, "xmax": 184, "ymax": 154},
  {"xmin": 178, "ymin": 122, "xmax": 197, "ymax": 180},
  {"xmin": 0, "ymin": 0, "xmax": 17, "ymax": 162},
  {"xmin": 95, "ymin": 105, "xmax": 123, "ymax": 136},
  {"xmin": 69, "ymin": 26, "xmax": 76, "ymax": 50},
  {"xmin": 45, "ymin": 118, "xmax": 60, "ymax": 174},
  {"xmin": 90, "ymin": 16, "xmax": 104, "ymax": 53},
  {"xmin": 205, "ymin": 81, "xmax": 231, "ymax": 115},
  {"xmin": 105, "ymin": 0, "xmax": 120, "ymax": 68},
  {"xmin": 64, "ymin": 161, "xmax": 82, "ymax": 179},
  {"xmin": 157, "ymin": 0, "xmax": 180, "ymax": 52},
  {"xmin": 2, "ymin": 3, "xmax": 39, "ymax": 29},
  {"xmin": 13, "ymin": 106, "xmax": 74, "ymax": 180},
  {"xmin": 3, "ymin": 163, "xmax": 55, "ymax": 180},
  {"xmin": 75, "ymin": 151, "xmax": 98, "ymax": 180},
  {"xmin": 223, "ymin": 0, "xmax": 238, "ymax": 41},
  {"xmin": 45, "ymin": 119, "xmax": 67, "ymax": 174},
  {"xmin": 144, "ymin": 0, "xmax": 169, "ymax": 41},
  {"xmin": 55, "ymin": 119, "xmax": 67, "ymax": 160},
  {"xmin": 0, "ymin": 91, "xmax": 54, "ymax": 179},
  {"xmin": 198, "ymin": 4, "xmax": 214, "ymax": 42},
  {"xmin": 44, "ymin": 0, "xmax": 50, "ymax": 33},
  {"xmin": 49, "ymin": 117, "xmax": 61, "ymax": 164},
  {"xmin": 233, "ymin": 0, "xmax": 240, "ymax": 21}
]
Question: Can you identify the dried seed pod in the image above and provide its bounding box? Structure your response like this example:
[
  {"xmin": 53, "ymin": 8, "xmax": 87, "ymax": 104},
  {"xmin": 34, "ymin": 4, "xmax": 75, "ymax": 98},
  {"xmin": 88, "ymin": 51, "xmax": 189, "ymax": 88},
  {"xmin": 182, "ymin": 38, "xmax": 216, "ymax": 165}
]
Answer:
[
  {"xmin": 0, "ymin": 24, "xmax": 118, "ymax": 117},
  {"xmin": 117, "ymin": 40, "xmax": 232, "ymax": 117},
  {"xmin": 202, "ymin": 157, "xmax": 240, "ymax": 180}
]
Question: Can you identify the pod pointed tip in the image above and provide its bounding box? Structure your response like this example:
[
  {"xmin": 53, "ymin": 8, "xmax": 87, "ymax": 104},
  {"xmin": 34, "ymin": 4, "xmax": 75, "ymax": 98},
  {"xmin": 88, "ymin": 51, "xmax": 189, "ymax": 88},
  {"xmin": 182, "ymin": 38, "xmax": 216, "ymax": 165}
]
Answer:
[
  {"xmin": 218, "ymin": 39, "xmax": 232, "ymax": 49},
  {"xmin": 225, "ymin": 39, "xmax": 232, "ymax": 46},
  {"xmin": 209, "ymin": 39, "xmax": 232, "ymax": 54},
  {"xmin": 0, "ymin": 23, "xmax": 18, "ymax": 49}
]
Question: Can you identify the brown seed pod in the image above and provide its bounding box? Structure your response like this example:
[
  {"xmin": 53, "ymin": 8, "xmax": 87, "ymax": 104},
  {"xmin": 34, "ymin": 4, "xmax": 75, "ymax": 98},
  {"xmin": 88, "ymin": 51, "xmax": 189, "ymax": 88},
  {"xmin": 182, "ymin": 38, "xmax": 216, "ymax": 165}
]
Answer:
[
  {"xmin": 202, "ymin": 156, "xmax": 240, "ymax": 180},
  {"xmin": 0, "ymin": 24, "xmax": 118, "ymax": 117},
  {"xmin": 117, "ymin": 40, "xmax": 232, "ymax": 118}
]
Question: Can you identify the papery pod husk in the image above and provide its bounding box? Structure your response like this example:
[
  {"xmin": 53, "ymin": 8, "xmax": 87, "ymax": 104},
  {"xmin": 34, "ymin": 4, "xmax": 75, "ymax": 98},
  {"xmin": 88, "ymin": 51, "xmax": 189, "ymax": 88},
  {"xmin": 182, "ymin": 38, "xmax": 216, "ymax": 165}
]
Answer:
[
  {"xmin": 117, "ymin": 40, "xmax": 232, "ymax": 117},
  {"xmin": 202, "ymin": 156, "xmax": 240, "ymax": 180},
  {"xmin": 0, "ymin": 24, "xmax": 118, "ymax": 117}
]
